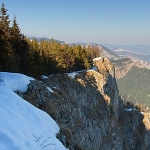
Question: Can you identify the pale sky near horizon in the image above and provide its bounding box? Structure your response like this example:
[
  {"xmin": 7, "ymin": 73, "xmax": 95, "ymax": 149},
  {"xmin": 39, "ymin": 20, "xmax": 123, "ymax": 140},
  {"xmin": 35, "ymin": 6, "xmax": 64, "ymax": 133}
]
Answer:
[{"xmin": 1, "ymin": 0, "xmax": 150, "ymax": 45}]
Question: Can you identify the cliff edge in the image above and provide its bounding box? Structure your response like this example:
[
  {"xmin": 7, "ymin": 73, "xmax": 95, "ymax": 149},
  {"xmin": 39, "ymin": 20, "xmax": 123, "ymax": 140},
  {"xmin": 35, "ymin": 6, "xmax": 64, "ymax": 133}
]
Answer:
[{"xmin": 23, "ymin": 58, "xmax": 150, "ymax": 150}]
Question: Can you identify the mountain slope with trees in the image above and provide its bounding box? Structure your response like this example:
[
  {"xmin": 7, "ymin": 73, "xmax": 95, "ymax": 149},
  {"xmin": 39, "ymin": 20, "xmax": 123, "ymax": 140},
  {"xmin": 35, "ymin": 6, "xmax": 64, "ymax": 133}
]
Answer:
[
  {"xmin": 0, "ymin": 3, "xmax": 100, "ymax": 78},
  {"xmin": 117, "ymin": 66, "xmax": 150, "ymax": 107}
]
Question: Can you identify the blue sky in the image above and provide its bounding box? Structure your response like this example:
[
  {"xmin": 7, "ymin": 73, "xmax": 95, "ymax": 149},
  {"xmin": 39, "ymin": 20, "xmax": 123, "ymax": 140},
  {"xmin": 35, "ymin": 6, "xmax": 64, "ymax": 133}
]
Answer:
[{"xmin": 2, "ymin": 0, "xmax": 150, "ymax": 44}]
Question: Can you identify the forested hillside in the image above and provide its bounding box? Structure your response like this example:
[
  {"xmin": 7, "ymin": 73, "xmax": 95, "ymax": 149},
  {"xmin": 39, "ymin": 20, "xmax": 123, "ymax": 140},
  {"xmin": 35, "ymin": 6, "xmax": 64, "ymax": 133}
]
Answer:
[
  {"xmin": 117, "ymin": 67, "xmax": 150, "ymax": 107},
  {"xmin": 0, "ymin": 3, "xmax": 100, "ymax": 77}
]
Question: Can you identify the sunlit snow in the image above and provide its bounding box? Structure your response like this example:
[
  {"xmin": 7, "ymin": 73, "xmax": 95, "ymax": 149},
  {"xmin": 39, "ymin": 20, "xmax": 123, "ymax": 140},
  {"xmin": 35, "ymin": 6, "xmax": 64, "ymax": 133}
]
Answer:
[
  {"xmin": 93, "ymin": 57, "xmax": 102, "ymax": 61},
  {"xmin": 0, "ymin": 72, "xmax": 67, "ymax": 150},
  {"xmin": 66, "ymin": 72, "xmax": 78, "ymax": 79}
]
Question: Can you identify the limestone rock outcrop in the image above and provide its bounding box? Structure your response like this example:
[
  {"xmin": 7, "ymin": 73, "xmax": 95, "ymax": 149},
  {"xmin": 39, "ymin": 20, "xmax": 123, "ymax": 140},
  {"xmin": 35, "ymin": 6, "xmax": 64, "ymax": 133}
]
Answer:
[{"xmin": 23, "ymin": 58, "xmax": 150, "ymax": 150}]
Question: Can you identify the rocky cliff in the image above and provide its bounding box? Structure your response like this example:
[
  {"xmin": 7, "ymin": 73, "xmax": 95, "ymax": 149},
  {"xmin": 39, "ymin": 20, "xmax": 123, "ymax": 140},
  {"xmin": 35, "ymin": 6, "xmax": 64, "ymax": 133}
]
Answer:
[
  {"xmin": 111, "ymin": 58, "xmax": 150, "ymax": 79},
  {"xmin": 23, "ymin": 58, "xmax": 150, "ymax": 150}
]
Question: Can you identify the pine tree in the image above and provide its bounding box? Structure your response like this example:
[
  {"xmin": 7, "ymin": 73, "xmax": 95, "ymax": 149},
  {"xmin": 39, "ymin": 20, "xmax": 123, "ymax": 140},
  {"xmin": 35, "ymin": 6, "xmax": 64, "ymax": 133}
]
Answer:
[
  {"xmin": 0, "ymin": 3, "xmax": 17, "ymax": 71},
  {"xmin": 20, "ymin": 35, "xmax": 30, "ymax": 74},
  {"xmin": 10, "ymin": 15, "xmax": 22, "ymax": 71},
  {"xmin": 11, "ymin": 15, "xmax": 21, "ymax": 39},
  {"xmin": 10, "ymin": 16, "xmax": 30, "ymax": 73},
  {"xmin": 0, "ymin": 3, "xmax": 10, "ymax": 37},
  {"xmin": 0, "ymin": 27, "xmax": 5, "ymax": 71}
]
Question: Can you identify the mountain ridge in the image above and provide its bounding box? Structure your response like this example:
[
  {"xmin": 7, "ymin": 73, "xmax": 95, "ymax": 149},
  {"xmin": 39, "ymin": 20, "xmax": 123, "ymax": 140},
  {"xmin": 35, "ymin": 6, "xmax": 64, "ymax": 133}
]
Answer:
[
  {"xmin": 22, "ymin": 58, "xmax": 150, "ymax": 150},
  {"xmin": 1, "ymin": 58, "xmax": 150, "ymax": 149}
]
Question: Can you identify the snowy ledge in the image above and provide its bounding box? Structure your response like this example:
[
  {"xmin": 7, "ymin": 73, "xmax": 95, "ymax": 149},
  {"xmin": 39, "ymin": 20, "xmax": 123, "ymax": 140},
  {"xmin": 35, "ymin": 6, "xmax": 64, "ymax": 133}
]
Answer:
[
  {"xmin": 124, "ymin": 108, "xmax": 138, "ymax": 112},
  {"xmin": 0, "ymin": 72, "xmax": 34, "ymax": 92},
  {"xmin": 46, "ymin": 86, "xmax": 54, "ymax": 93},
  {"xmin": 66, "ymin": 72, "xmax": 78, "ymax": 79},
  {"xmin": 0, "ymin": 72, "xmax": 67, "ymax": 150},
  {"xmin": 41, "ymin": 75, "xmax": 49, "ymax": 79},
  {"xmin": 93, "ymin": 57, "xmax": 102, "ymax": 61}
]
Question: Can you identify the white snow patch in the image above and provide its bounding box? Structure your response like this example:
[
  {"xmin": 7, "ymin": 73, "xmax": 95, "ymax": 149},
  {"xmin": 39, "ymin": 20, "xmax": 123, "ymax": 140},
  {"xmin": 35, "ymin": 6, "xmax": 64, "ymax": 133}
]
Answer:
[
  {"xmin": 0, "ymin": 72, "xmax": 34, "ymax": 92},
  {"xmin": 61, "ymin": 66, "xmax": 99, "ymax": 80},
  {"xmin": 88, "ymin": 66, "xmax": 98, "ymax": 71},
  {"xmin": 41, "ymin": 75, "xmax": 48, "ymax": 79},
  {"xmin": 46, "ymin": 86, "xmax": 54, "ymax": 93},
  {"xmin": 0, "ymin": 72, "xmax": 67, "ymax": 150},
  {"xmin": 93, "ymin": 57, "xmax": 102, "ymax": 61},
  {"xmin": 53, "ymin": 86, "xmax": 60, "ymax": 90},
  {"xmin": 124, "ymin": 108, "xmax": 138, "ymax": 112},
  {"xmin": 114, "ymin": 48, "xmax": 131, "ymax": 52},
  {"xmin": 66, "ymin": 72, "xmax": 78, "ymax": 79}
]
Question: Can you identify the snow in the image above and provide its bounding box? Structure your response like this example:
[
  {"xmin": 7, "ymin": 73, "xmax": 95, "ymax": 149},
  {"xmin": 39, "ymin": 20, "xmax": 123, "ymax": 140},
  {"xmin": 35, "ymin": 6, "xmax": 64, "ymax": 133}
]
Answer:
[
  {"xmin": 66, "ymin": 72, "xmax": 78, "ymax": 79},
  {"xmin": 88, "ymin": 66, "xmax": 98, "ymax": 71},
  {"xmin": 93, "ymin": 57, "xmax": 102, "ymax": 61},
  {"xmin": 0, "ymin": 72, "xmax": 34, "ymax": 92},
  {"xmin": 41, "ymin": 75, "xmax": 48, "ymax": 79},
  {"xmin": 124, "ymin": 108, "xmax": 138, "ymax": 112},
  {"xmin": 46, "ymin": 86, "xmax": 54, "ymax": 93},
  {"xmin": 53, "ymin": 86, "xmax": 58, "ymax": 89},
  {"xmin": 0, "ymin": 72, "xmax": 67, "ymax": 150},
  {"xmin": 64, "ymin": 66, "xmax": 99, "ymax": 79},
  {"xmin": 124, "ymin": 108, "xmax": 133, "ymax": 111},
  {"xmin": 53, "ymin": 86, "xmax": 60, "ymax": 89}
]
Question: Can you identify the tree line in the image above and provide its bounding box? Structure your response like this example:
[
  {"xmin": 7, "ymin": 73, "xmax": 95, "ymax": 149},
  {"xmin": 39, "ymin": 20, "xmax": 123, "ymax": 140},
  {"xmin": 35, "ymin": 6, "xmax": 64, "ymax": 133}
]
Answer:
[{"xmin": 0, "ymin": 3, "xmax": 100, "ymax": 78}]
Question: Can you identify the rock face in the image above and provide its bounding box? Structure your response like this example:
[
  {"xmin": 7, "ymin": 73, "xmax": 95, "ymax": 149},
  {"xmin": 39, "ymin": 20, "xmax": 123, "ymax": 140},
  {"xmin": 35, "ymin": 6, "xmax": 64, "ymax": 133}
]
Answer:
[
  {"xmin": 112, "ymin": 58, "xmax": 150, "ymax": 79},
  {"xmin": 24, "ymin": 58, "xmax": 150, "ymax": 150}
]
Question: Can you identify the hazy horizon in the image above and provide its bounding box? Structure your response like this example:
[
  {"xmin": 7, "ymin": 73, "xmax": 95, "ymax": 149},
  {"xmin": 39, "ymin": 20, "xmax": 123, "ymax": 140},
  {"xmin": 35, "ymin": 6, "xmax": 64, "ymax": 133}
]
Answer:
[{"xmin": 3, "ymin": 0, "xmax": 150, "ymax": 45}]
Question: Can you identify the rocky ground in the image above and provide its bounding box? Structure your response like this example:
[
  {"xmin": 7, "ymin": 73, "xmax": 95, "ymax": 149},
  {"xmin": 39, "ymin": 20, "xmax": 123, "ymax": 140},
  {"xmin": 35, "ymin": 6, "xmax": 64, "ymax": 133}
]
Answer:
[{"xmin": 22, "ymin": 58, "xmax": 150, "ymax": 150}]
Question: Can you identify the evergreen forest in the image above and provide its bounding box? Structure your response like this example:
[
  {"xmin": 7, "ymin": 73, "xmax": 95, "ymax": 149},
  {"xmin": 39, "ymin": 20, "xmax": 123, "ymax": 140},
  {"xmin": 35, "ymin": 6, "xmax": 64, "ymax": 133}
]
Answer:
[
  {"xmin": 117, "ymin": 67, "xmax": 150, "ymax": 107},
  {"xmin": 0, "ymin": 4, "xmax": 100, "ymax": 78}
]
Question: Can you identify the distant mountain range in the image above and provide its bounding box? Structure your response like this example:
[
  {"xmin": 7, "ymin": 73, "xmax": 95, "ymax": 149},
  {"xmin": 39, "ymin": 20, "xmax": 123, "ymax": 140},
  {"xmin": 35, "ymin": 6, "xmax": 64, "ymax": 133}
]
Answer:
[
  {"xmin": 70, "ymin": 42, "xmax": 150, "ymax": 62},
  {"xmin": 73, "ymin": 42, "xmax": 150, "ymax": 63},
  {"xmin": 102, "ymin": 43, "xmax": 150, "ymax": 62},
  {"xmin": 102, "ymin": 43, "xmax": 150, "ymax": 55},
  {"xmin": 27, "ymin": 36, "xmax": 65, "ymax": 44},
  {"xmin": 27, "ymin": 36, "xmax": 150, "ymax": 62}
]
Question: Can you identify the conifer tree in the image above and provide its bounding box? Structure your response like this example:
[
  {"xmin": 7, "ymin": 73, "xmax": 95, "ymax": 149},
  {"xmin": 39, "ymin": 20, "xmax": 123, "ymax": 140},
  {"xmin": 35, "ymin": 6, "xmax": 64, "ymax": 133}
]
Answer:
[
  {"xmin": 0, "ymin": 3, "xmax": 17, "ymax": 71},
  {"xmin": 20, "ymin": 35, "xmax": 30, "ymax": 74},
  {"xmin": 10, "ymin": 16, "xmax": 30, "ymax": 73},
  {"xmin": 0, "ymin": 28, "xmax": 5, "ymax": 71},
  {"xmin": 10, "ymin": 16, "xmax": 22, "ymax": 70},
  {"xmin": 0, "ymin": 3, "xmax": 10, "ymax": 37},
  {"xmin": 11, "ymin": 15, "xmax": 21, "ymax": 39}
]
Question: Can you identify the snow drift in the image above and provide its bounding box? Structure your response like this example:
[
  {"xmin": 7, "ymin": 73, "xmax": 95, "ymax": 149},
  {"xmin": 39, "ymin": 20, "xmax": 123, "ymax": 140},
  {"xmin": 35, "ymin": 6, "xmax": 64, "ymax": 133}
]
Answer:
[{"xmin": 0, "ymin": 72, "xmax": 67, "ymax": 150}]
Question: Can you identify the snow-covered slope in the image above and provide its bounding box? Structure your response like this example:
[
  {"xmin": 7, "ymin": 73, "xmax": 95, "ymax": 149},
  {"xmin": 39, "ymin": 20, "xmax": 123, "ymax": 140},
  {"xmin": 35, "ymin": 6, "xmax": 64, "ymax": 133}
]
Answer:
[{"xmin": 0, "ymin": 72, "xmax": 67, "ymax": 150}]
